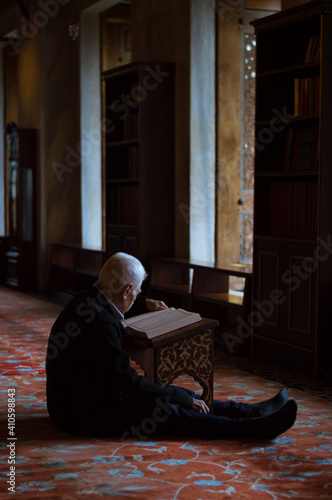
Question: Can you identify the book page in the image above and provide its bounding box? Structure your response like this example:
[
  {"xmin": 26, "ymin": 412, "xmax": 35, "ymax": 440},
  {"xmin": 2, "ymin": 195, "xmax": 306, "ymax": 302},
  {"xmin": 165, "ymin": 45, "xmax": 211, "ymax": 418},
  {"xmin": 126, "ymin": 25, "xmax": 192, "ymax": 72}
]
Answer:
[
  {"xmin": 122, "ymin": 308, "xmax": 175, "ymax": 327},
  {"xmin": 125, "ymin": 308, "xmax": 200, "ymax": 333}
]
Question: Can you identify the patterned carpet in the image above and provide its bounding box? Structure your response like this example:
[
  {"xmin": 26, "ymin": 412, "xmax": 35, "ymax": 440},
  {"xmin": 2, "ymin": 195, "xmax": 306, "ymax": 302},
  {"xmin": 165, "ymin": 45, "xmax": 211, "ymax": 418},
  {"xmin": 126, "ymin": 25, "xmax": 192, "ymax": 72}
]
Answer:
[
  {"xmin": 1, "ymin": 285, "xmax": 332, "ymax": 499},
  {"xmin": 217, "ymin": 353, "xmax": 332, "ymax": 403}
]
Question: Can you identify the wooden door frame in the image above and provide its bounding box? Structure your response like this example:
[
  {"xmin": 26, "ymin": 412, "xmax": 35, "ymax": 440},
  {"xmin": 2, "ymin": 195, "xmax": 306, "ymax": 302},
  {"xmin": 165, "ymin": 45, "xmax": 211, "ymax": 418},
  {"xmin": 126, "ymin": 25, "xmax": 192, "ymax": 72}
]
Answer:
[{"xmin": 216, "ymin": 0, "xmax": 280, "ymax": 268}]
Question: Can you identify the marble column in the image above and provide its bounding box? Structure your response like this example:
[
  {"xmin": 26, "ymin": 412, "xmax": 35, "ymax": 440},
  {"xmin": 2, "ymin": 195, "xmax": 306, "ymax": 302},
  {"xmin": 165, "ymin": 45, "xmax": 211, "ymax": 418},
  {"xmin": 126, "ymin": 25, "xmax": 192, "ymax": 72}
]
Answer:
[{"xmin": 190, "ymin": 0, "xmax": 216, "ymax": 263}]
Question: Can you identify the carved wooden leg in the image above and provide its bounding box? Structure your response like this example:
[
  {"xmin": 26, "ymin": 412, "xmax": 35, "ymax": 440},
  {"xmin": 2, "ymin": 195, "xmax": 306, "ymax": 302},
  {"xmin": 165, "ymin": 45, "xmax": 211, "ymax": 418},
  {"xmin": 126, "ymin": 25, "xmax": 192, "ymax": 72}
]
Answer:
[{"xmin": 155, "ymin": 329, "xmax": 214, "ymax": 411}]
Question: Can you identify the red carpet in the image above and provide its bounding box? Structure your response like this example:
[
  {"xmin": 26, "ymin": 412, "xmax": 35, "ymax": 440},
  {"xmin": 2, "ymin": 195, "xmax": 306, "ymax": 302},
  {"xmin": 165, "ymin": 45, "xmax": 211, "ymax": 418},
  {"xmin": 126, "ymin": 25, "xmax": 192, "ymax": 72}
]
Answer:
[{"xmin": 0, "ymin": 286, "xmax": 332, "ymax": 499}]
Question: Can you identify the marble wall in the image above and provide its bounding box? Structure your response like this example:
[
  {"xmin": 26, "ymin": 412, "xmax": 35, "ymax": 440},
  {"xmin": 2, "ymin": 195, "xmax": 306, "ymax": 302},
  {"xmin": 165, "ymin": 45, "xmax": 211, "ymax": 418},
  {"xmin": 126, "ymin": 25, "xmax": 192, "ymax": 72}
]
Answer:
[
  {"xmin": 3, "ymin": 0, "xmax": 81, "ymax": 288},
  {"xmin": 39, "ymin": 2, "xmax": 81, "ymax": 286}
]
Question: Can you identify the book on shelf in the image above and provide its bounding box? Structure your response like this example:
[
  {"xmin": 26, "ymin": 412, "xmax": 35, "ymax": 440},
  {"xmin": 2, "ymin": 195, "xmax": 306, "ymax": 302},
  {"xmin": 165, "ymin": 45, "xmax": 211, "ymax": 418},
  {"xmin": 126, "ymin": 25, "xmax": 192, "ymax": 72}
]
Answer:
[
  {"xmin": 123, "ymin": 112, "xmax": 139, "ymax": 140},
  {"xmin": 128, "ymin": 145, "xmax": 139, "ymax": 178},
  {"xmin": 121, "ymin": 307, "xmax": 202, "ymax": 339},
  {"xmin": 269, "ymin": 180, "xmax": 318, "ymax": 240},
  {"xmin": 283, "ymin": 127, "xmax": 295, "ymax": 171},
  {"xmin": 293, "ymin": 126, "xmax": 317, "ymax": 171},
  {"xmin": 283, "ymin": 124, "xmax": 318, "ymax": 172},
  {"xmin": 304, "ymin": 35, "xmax": 320, "ymax": 64},
  {"xmin": 107, "ymin": 184, "xmax": 139, "ymax": 226},
  {"xmin": 294, "ymin": 76, "xmax": 320, "ymax": 117}
]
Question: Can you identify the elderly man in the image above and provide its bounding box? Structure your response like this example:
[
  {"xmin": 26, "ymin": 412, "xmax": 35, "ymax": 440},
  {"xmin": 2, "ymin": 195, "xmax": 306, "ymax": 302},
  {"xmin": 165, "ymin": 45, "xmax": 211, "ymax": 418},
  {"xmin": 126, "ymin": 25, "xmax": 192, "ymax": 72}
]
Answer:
[{"xmin": 46, "ymin": 252, "xmax": 297, "ymax": 440}]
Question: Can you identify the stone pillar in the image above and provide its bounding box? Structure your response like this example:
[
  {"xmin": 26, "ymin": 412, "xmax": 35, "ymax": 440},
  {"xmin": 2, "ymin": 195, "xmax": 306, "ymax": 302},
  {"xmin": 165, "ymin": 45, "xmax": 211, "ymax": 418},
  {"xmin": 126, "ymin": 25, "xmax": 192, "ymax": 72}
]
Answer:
[{"xmin": 190, "ymin": 0, "xmax": 216, "ymax": 262}]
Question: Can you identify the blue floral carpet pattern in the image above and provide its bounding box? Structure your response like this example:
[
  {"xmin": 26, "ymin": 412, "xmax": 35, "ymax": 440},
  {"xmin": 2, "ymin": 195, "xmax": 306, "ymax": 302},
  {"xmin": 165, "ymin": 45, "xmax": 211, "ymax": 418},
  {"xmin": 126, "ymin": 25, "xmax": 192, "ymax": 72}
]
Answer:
[{"xmin": 0, "ymin": 286, "xmax": 332, "ymax": 499}]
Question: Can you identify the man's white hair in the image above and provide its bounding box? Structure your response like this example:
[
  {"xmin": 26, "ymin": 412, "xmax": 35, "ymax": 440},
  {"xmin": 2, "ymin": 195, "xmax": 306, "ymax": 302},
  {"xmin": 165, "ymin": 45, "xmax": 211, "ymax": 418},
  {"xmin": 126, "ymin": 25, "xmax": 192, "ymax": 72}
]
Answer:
[{"xmin": 95, "ymin": 252, "xmax": 147, "ymax": 295}]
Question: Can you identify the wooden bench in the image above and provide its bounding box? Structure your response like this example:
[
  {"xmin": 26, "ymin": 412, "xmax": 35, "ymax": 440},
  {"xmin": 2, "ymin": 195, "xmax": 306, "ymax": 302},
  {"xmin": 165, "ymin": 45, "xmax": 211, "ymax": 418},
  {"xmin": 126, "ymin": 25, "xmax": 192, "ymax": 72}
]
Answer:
[
  {"xmin": 49, "ymin": 244, "xmax": 105, "ymax": 299},
  {"xmin": 148, "ymin": 258, "xmax": 252, "ymax": 356}
]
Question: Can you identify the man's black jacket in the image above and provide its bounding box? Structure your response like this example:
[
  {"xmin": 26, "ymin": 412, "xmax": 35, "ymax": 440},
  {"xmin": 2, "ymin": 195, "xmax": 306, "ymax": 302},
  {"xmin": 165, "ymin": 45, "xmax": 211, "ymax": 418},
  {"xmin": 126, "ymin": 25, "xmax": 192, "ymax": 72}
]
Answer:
[{"xmin": 46, "ymin": 287, "xmax": 193, "ymax": 434}]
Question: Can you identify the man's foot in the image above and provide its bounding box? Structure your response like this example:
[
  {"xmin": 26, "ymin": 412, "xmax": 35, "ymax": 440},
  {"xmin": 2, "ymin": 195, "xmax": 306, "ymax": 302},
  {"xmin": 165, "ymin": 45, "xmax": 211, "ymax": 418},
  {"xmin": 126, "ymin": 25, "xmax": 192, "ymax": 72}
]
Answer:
[
  {"xmin": 250, "ymin": 399, "xmax": 297, "ymax": 439},
  {"xmin": 250, "ymin": 388, "xmax": 289, "ymax": 417}
]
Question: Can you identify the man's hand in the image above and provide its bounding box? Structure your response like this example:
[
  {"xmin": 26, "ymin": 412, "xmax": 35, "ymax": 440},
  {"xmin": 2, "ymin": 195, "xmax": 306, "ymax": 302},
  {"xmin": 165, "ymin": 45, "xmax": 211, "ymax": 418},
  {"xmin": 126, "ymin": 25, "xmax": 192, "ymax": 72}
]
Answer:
[
  {"xmin": 145, "ymin": 299, "xmax": 168, "ymax": 311},
  {"xmin": 191, "ymin": 398, "xmax": 210, "ymax": 414}
]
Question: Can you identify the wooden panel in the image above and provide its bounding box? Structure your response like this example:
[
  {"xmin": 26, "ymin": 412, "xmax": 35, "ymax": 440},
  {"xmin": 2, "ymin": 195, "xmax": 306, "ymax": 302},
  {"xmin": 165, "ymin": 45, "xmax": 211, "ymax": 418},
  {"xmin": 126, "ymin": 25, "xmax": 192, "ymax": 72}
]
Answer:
[
  {"xmin": 216, "ymin": 5, "xmax": 242, "ymax": 264},
  {"xmin": 284, "ymin": 243, "xmax": 317, "ymax": 350},
  {"xmin": 124, "ymin": 236, "xmax": 139, "ymax": 258},
  {"xmin": 252, "ymin": 336, "xmax": 315, "ymax": 377},
  {"xmin": 4, "ymin": 46, "xmax": 19, "ymax": 126},
  {"xmin": 75, "ymin": 248, "xmax": 105, "ymax": 273},
  {"xmin": 101, "ymin": 3, "xmax": 132, "ymax": 73},
  {"xmin": 288, "ymin": 256, "xmax": 312, "ymax": 334},
  {"xmin": 49, "ymin": 244, "xmax": 105, "ymax": 296},
  {"xmin": 192, "ymin": 268, "xmax": 229, "ymax": 295},
  {"xmin": 107, "ymin": 233, "xmax": 121, "ymax": 255},
  {"xmin": 106, "ymin": 226, "xmax": 139, "ymax": 257},
  {"xmin": 51, "ymin": 245, "xmax": 75, "ymax": 268},
  {"xmin": 149, "ymin": 260, "xmax": 191, "ymax": 293},
  {"xmin": 281, "ymin": 0, "xmax": 311, "ymax": 9},
  {"xmin": 0, "ymin": 0, "xmax": 21, "ymax": 38},
  {"xmin": 258, "ymin": 251, "xmax": 280, "ymax": 326}
]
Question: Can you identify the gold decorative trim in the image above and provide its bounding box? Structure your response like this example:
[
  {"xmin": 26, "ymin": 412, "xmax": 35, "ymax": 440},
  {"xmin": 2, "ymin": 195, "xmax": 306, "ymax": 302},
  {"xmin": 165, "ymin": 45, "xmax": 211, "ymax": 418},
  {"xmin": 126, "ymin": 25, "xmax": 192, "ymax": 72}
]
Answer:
[{"xmin": 157, "ymin": 330, "xmax": 213, "ymax": 407}]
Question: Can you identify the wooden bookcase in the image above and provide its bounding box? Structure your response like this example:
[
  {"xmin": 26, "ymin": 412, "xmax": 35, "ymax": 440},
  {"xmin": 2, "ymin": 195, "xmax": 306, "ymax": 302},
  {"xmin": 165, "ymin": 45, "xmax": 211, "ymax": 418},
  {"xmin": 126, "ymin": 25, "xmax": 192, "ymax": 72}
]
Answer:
[
  {"xmin": 102, "ymin": 62, "xmax": 175, "ymax": 270},
  {"xmin": 0, "ymin": 236, "xmax": 9, "ymax": 284},
  {"xmin": 252, "ymin": 1, "xmax": 332, "ymax": 378},
  {"xmin": 4, "ymin": 125, "xmax": 37, "ymax": 289},
  {"xmin": 149, "ymin": 258, "xmax": 252, "ymax": 355}
]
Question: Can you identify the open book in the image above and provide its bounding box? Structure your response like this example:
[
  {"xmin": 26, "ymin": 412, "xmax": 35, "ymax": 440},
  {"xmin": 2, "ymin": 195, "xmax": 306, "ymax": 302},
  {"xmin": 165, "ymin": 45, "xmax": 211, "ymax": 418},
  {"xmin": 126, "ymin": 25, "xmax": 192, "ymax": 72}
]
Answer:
[{"xmin": 121, "ymin": 308, "xmax": 202, "ymax": 339}]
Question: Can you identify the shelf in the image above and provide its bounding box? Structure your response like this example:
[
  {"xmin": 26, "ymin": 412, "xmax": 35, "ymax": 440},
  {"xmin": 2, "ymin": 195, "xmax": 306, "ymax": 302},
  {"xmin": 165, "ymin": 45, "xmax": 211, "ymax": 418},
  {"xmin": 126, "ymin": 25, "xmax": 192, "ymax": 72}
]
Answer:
[
  {"xmin": 193, "ymin": 292, "xmax": 243, "ymax": 307},
  {"xmin": 255, "ymin": 171, "xmax": 318, "ymax": 179},
  {"xmin": 257, "ymin": 61, "xmax": 320, "ymax": 79},
  {"xmin": 254, "ymin": 234, "xmax": 317, "ymax": 245},
  {"xmin": 256, "ymin": 114, "xmax": 319, "ymax": 127},
  {"xmin": 150, "ymin": 284, "xmax": 191, "ymax": 296},
  {"xmin": 152, "ymin": 257, "xmax": 252, "ymax": 278}
]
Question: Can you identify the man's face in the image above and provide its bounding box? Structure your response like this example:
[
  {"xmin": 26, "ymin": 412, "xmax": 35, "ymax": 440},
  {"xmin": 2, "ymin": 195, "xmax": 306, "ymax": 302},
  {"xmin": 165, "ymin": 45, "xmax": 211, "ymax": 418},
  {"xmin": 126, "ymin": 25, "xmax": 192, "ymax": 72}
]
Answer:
[{"xmin": 122, "ymin": 284, "xmax": 142, "ymax": 314}]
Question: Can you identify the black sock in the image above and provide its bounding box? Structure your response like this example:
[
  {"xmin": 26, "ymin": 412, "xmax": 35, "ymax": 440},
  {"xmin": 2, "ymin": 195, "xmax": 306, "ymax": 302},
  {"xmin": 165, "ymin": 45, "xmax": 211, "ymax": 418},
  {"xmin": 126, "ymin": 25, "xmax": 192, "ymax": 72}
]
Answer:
[
  {"xmin": 223, "ymin": 399, "xmax": 297, "ymax": 439},
  {"xmin": 250, "ymin": 388, "xmax": 289, "ymax": 417},
  {"xmin": 249, "ymin": 399, "xmax": 298, "ymax": 439}
]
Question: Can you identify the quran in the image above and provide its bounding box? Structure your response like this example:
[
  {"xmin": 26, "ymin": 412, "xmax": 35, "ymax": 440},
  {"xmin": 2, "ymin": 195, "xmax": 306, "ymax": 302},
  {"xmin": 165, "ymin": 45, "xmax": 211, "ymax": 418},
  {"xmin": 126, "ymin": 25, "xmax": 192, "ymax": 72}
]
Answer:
[{"xmin": 121, "ymin": 308, "xmax": 202, "ymax": 339}]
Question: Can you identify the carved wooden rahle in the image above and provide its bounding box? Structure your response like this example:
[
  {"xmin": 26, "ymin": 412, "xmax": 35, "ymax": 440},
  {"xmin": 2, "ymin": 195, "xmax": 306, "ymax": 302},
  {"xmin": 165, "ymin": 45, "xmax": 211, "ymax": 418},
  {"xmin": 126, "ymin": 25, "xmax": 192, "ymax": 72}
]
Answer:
[{"xmin": 124, "ymin": 318, "xmax": 218, "ymax": 412}]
